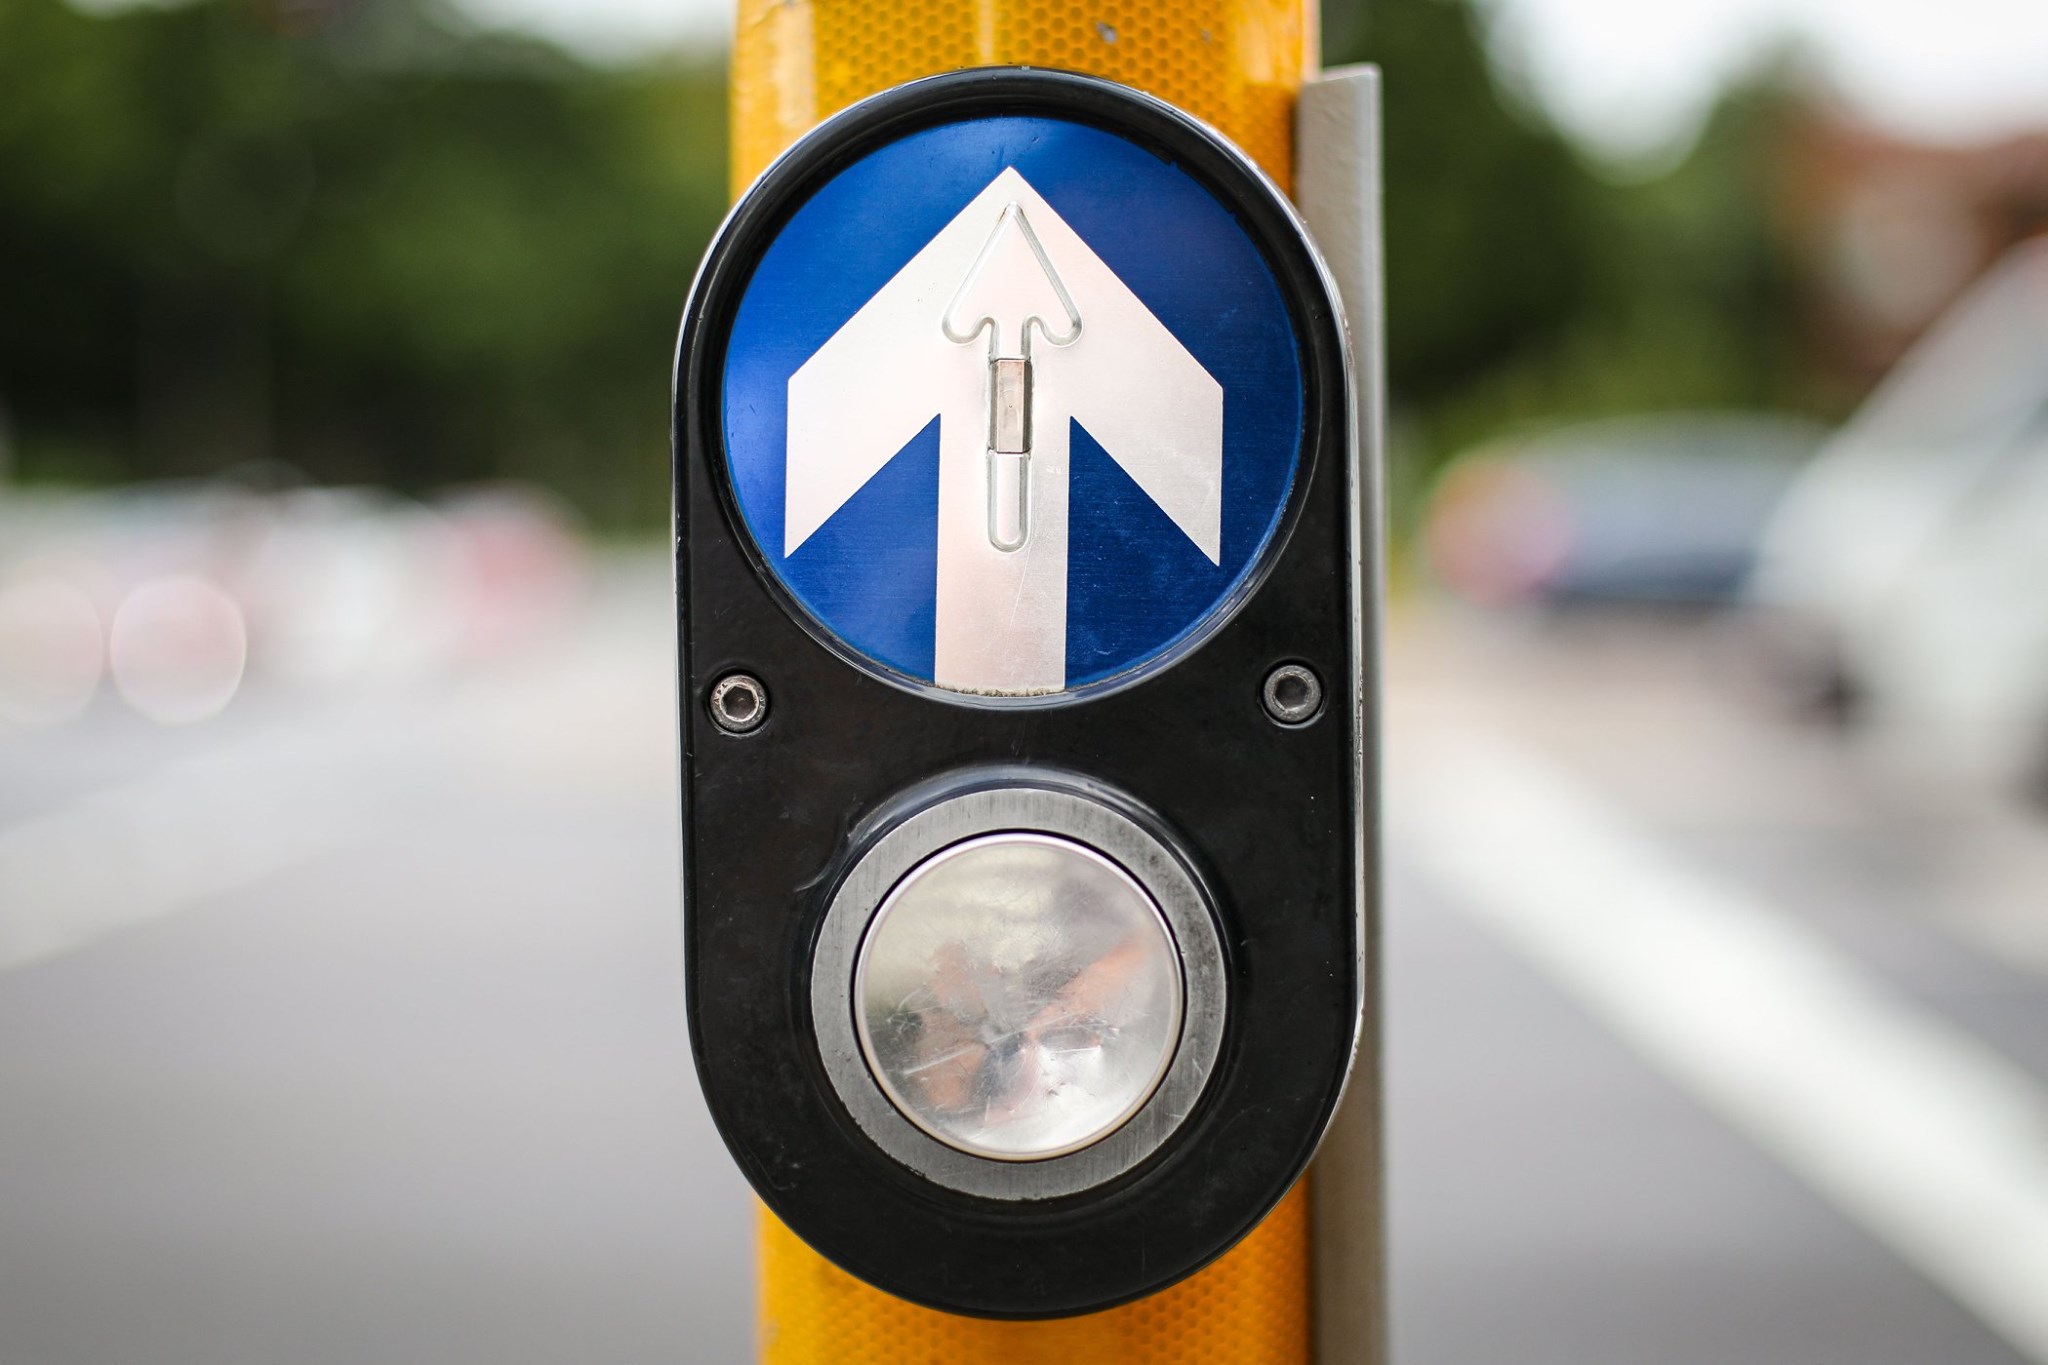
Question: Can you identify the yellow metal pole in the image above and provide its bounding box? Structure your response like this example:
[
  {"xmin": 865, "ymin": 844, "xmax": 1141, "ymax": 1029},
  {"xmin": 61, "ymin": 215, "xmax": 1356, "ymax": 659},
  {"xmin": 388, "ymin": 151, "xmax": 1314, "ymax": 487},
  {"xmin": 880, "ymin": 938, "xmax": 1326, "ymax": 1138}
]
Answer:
[
  {"xmin": 759, "ymin": 1188, "xmax": 1310, "ymax": 1362},
  {"xmin": 730, "ymin": 0, "xmax": 1312, "ymax": 194},
  {"xmin": 731, "ymin": 3, "xmax": 1320, "ymax": 1359}
]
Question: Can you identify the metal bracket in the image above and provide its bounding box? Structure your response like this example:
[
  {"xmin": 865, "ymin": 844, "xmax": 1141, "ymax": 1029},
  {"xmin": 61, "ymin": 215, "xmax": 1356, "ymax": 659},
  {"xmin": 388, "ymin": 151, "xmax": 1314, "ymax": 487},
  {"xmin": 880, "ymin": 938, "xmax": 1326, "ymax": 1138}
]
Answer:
[{"xmin": 1295, "ymin": 63, "xmax": 1388, "ymax": 1365}]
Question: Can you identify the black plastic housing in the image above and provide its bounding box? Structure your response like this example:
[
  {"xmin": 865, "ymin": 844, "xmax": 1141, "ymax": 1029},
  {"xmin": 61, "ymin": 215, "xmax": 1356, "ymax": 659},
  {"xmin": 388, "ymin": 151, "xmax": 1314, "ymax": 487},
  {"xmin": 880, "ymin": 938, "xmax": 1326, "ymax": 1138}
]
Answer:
[{"xmin": 673, "ymin": 67, "xmax": 1362, "ymax": 1319}]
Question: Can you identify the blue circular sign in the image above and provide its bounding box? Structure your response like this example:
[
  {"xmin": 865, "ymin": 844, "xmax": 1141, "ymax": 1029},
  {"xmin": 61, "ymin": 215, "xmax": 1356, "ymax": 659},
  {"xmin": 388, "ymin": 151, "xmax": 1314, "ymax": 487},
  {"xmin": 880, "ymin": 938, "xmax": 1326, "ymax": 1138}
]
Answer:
[{"xmin": 721, "ymin": 113, "xmax": 1306, "ymax": 697}]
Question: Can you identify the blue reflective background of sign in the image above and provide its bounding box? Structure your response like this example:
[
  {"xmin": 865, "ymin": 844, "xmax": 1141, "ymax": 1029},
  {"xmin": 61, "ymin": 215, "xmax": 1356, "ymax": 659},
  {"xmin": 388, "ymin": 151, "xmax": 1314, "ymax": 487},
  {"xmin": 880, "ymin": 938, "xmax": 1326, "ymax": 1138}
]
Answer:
[{"xmin": 722, "ymin": 115, "xmax": 1305, "ymax": 691}]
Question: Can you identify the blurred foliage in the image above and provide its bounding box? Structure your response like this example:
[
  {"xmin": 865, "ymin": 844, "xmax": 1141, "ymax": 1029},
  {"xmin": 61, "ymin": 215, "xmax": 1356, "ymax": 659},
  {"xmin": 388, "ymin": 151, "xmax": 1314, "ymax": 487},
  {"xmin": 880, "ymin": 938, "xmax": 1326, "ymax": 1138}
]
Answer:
[
  {"xmin": 0, "ymin": 0, "xmax": 726, "ymax": 525},
  {"xmin": 0, "ymin": 0, "xmax": 1818, "ymax": 528},
  {"xmin": 1329, "ymin": 0, "xmax": 1815, "ymax": 519}
]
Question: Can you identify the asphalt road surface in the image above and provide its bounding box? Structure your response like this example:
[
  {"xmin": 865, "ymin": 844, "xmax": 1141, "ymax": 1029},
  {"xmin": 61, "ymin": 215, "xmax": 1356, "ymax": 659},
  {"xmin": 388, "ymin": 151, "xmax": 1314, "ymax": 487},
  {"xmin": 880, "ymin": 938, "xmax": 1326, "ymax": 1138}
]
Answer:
[{"xmin": 3, "ymin": 554, "xmax": 2045, "ymax": 1363}]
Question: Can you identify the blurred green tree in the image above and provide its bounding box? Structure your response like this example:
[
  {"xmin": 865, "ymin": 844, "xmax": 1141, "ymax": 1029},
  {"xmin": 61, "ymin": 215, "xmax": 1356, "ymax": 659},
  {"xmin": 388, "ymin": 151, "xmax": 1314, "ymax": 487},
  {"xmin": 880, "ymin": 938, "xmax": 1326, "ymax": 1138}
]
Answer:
[
  {"xmin": 0, "ymin": 0, "xmax": 1812, "ymax": 528},
  {"xmin": 0, "ymin": 0, "xmax": 726, "ymax": 525},
  {"xmin": 1325, "ymin": 0, "xmax": 1603, "ymax": 413},
  {"xmin": 1327, "ymin": 0, "xmax": 1811, "ymax": 505}
]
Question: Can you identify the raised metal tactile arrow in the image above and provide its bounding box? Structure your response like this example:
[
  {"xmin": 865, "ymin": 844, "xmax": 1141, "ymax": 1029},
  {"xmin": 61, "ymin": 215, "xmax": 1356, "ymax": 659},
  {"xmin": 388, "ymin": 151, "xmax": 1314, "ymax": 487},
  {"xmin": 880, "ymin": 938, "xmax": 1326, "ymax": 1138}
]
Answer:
[
  {"xmin": 941, "ymin": 203, "xmax": 1081, "ymax": 554},
  {"xmin": 786, "ymin": 167, "xmax": 1223, "ymax": 696},
  {"xmin": 941, "ymin": 202, "xmax": 1082, "ymax": 357}
]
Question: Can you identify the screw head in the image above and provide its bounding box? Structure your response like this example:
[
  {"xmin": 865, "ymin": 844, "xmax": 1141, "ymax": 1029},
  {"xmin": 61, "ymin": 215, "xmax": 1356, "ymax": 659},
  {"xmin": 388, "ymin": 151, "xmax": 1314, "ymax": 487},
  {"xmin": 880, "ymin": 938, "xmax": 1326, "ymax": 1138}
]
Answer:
[
  {"xmin": 709, "ymin": 672, "xmax": 769, "ymax": 734},
  {"xmin": 1262, "ymin": 663, "xmax": 1323, "ymax": 726}
]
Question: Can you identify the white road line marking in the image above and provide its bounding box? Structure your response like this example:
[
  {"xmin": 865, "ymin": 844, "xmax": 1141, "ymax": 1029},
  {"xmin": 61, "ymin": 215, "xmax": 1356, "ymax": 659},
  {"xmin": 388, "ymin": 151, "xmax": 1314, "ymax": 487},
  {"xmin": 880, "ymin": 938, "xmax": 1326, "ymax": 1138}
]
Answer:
[
  {"xmin": 0, "ymin": 737, "xmax": 374, "ymax": 973},
  {"xmin": 1400, "ymin": 734, "xmax": 2048, "ymax": 1364}
]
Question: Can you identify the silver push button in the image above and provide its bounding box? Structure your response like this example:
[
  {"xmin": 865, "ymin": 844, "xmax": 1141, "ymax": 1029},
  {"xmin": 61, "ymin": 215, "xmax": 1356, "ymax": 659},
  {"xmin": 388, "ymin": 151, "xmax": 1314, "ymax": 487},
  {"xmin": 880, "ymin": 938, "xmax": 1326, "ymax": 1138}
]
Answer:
[{"xmin": 854, "ymin": 832, "xmax": 1184, "ymax": 1162}]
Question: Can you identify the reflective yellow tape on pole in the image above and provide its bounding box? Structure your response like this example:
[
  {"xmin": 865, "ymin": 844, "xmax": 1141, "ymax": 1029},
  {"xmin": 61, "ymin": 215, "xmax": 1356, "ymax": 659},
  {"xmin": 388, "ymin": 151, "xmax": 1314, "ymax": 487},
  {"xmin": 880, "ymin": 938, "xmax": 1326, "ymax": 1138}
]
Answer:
[
  {"xmin": 759, "ymin": 1187, "xmax": 1311, "ymax": 1363},
  {"xmin": 730, "ymin": 0, "xmax": 1312, "ymax": 194},
  {"xmin": 732, "ymin": 3, "xmax": 1317, "ymax": 1357}
]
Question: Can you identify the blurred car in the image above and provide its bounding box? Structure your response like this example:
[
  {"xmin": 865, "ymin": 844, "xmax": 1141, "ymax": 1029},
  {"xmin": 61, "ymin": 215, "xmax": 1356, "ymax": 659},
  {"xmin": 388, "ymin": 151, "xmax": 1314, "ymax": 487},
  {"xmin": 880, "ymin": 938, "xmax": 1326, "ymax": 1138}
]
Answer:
[
  {"xmin": 1748, "ymin": 234, "xmax": 2048, "ymax": 797},
  {"xmin": 1424, "ymin": 412, "xmax": 1822, "ymax": 609}
]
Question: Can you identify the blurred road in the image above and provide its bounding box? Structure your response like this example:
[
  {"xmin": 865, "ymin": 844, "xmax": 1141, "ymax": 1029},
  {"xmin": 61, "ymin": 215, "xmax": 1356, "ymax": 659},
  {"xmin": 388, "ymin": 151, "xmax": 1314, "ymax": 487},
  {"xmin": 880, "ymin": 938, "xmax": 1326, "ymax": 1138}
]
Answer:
[
  {"xmin": 0, "ymin": 553, "xmax": 755, "ymax": 1364},
  {"xmin": 1388, "ymin": 608, "xmax": 2048, "ymax": 1365},
  {"xmin": 4, "ymin": 552, "xmax": 2048, "ymax": 1363}
]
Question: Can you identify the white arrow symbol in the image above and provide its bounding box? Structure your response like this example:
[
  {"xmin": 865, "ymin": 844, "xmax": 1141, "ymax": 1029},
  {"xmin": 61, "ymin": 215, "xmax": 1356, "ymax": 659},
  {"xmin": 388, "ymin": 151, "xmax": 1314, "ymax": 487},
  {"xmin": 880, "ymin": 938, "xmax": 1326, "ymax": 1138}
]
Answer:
[{"xmin": 785, "ymin": 167, "xmax": 1223, "ymax": 696}]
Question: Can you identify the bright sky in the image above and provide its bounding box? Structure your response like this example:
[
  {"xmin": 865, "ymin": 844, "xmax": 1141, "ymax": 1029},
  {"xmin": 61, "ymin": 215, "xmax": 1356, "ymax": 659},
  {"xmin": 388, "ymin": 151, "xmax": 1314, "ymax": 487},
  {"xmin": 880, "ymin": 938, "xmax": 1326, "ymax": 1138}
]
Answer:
[
  {"xmin": 451, "ymin": 0, "xmax": 728, "ymax": 60},
  {"xmin": 451, "ymin": 0, "xmax": 2048, "ymax": 160},
  {"xmin": 1482, "ymin": 0, "xmax": 2048, "ymax": 161}
]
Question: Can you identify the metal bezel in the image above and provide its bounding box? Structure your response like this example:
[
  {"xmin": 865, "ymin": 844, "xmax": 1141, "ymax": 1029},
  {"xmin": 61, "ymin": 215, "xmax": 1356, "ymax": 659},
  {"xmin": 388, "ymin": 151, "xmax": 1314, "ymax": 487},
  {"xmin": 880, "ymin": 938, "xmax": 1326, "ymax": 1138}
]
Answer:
[{"xmin": 812, "ymin": 786, "xmax": 1228, "ymax": 1199}]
